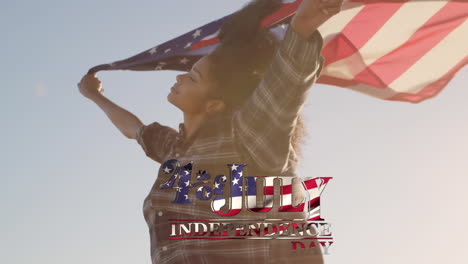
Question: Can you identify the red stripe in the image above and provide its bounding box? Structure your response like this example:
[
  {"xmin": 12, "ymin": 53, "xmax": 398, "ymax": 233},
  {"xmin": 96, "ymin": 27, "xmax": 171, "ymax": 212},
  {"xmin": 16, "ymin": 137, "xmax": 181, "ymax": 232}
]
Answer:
[
  {"xmin": 387, "ymin": 55, "xmax": 468, "ymax": 103},
  {"xmin": 214, "ymin": 208, "xmax": 242, "ymax": 216},
  {"xmin": 322, "ymin": 1, "xmax": 408, "ymax": 67},
  {"xmin": 190, "ymin": 37, "xmax": 220, "ymax": 51},
  {"xmin": 354, "ymin": 1, "xmax": 467, "ymax": 89},
  {"xmin": 314, "ymin": 56, "xmax": 467, "ymax": 103},
  {"xmin": 303, "ymin": 177, "xmax": 333, "ymax": 190}
]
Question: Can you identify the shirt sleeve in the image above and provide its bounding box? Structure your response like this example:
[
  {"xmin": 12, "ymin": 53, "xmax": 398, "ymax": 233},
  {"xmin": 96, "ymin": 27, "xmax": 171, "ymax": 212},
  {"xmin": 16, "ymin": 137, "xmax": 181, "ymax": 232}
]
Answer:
[
  {"xmin": 232, "ymin": 25, "xmax": 325, "ymax": 173},
  {"xmin": 136, "ymin": 121, "xmax": 178, "ymax": 164}
]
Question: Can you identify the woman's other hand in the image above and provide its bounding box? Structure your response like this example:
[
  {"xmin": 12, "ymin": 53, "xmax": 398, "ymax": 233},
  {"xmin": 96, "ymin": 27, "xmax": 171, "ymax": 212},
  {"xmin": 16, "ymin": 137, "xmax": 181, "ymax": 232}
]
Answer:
[
  {"xmin": 78, "ymin": 73, "xmax": 104, "ymax": 100},
  {"xmin": 291, "ymin": 0, "xmax": 344, "ymax": 38}
]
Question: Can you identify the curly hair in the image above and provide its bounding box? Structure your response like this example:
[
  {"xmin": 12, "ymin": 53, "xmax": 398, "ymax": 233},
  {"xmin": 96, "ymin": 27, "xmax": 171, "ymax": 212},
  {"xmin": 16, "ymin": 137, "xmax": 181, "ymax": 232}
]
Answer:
[{"xmin": 206, "ymin": 0, "xmax": 308, "ymax": 158}]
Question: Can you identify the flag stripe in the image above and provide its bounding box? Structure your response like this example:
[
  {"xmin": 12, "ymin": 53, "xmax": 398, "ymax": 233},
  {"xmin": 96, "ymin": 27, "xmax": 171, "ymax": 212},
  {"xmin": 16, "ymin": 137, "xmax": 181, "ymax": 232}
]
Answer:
[
  {"xmin": 389, "ymin": 18, "xmax": 468, "ymax": 94},
  {"xmin": 356, "ymin": 1, "xmax": 467, "ymax": 89},
  {"xmin": 317, "ymin": 1, "xmax": 365, "ymax": 45},
  {"xmin": 321, "ymin": 1, "xmax": 408, "ymax": 66},
  {"xmin": 388, "ymin": 55, "xmax": 468, "ymax": 102},
  {"xmin": 322, "ymin": 1, "xmax": 447, "ymax": 82}
]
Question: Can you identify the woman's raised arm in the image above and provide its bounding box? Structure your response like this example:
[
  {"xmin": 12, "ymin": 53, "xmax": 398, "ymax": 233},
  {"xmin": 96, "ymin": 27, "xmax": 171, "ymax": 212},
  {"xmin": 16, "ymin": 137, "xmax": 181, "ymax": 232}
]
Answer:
[
  {"xmin": 78, "ymin": 73, "xmax": 178, "ymax": 163},
  {"xmin": 77, "ymin": 73, "xmax": 144, "ymax": 139},
  {"xmin": 232, "ymin": 0, "xmax": 343, "ymax": 173}
]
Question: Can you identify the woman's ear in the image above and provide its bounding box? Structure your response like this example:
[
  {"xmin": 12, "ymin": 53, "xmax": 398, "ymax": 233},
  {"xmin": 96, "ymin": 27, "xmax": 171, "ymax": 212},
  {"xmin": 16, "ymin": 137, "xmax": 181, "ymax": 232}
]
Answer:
[{"xmin": 205, "ymin": 99, "xmax": 226, "ymax": 114}]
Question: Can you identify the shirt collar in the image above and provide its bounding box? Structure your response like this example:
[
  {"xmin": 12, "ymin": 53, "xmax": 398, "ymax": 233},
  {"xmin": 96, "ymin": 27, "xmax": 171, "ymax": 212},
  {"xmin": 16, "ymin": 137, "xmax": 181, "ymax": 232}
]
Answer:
[{"xmin": 178, "ymin": 123, "xmax": 185, "ymax": 138}]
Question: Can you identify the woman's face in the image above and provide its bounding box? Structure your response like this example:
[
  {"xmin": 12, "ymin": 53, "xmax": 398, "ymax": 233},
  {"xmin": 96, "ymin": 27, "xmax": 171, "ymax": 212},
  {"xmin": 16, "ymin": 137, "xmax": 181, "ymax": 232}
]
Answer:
[{"xmin": 167, "ymin": 56, "xmax": 223, "ymax": 115}]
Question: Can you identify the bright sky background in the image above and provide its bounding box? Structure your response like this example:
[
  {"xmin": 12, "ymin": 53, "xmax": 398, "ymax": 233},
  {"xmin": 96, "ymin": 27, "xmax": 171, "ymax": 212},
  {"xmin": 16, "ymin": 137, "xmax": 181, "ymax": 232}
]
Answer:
[{"xmin": 2, "ymin": 1, "xmax": 467, "ymax": 264}]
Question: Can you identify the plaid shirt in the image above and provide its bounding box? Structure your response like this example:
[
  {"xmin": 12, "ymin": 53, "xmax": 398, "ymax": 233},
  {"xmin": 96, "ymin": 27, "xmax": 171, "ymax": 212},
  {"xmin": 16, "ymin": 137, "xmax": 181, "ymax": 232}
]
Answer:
[{"xmin": 136, "ymin": 25, "xmax": 325, "ymax": 264}]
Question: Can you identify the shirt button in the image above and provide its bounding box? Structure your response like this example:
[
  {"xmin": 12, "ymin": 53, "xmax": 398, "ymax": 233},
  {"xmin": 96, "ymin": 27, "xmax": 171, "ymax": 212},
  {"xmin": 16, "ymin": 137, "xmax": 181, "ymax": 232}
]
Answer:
[
  {"xmin": 175, "ymin": 153, "xmax": 180, "ymax": 157},
  {"xmin": 162, "ymin": 246, "xmax": 168, "ymax": 251},
  {"xmin": 158, "ymin": 211, "xmax": 163, "ymax": 216}
]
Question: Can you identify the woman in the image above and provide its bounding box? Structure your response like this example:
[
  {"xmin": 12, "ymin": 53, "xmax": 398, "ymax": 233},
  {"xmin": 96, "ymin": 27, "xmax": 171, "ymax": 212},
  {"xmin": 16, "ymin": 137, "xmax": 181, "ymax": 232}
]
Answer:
[{"xmin": 78, "ymin": 0, "xmax": 342, "ymax": 263}]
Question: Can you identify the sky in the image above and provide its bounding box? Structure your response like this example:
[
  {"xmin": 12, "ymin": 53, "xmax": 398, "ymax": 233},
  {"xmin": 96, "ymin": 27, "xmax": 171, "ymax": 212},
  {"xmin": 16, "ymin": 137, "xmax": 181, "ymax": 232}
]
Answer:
[{"xmin": 1, "ymin": 0, "xmax": 467, "ymax": 264}]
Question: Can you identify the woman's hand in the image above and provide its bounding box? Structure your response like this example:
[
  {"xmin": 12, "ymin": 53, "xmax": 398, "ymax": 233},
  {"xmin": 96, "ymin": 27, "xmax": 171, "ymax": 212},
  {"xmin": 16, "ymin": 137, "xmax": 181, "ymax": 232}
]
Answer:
[
  {"xmin": 296, "ymin": 0, "xmax": 343, "ymax": 20},
  {"xmin": 77, "ymin": 73, "xmax": 104, "ymax": 100},
  {"xmin": 291, "ymin": 0, "xmax": 344, "ymax": 38}
]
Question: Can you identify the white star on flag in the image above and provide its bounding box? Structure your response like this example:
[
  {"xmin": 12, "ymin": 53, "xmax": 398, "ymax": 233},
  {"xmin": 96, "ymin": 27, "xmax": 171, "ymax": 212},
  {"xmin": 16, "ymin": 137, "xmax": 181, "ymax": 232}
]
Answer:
[
  {"xmin": 154, "ymin": 61, "xmax": 166, "ymax": 70},
  {"xmin": 231, "ymin": 164, "xmax": 238, "ymax": 171},
  {"xmin": 163, "ymin": 166, "xmax": 171, "ymax": 173},
  {"xmin": 192, "ymin": 29, "xmax": 202, "ymax": 38},
  {"xmin": 148, "ymin": 47, "xmax": 157, "ymax": 55},
  {"xmin": 180, "ymin": 57, "xmax": 189, "ymax": 64},
  {"xmin": 232, "ymin": 178, "xmax": 239, "ymax": 185}
]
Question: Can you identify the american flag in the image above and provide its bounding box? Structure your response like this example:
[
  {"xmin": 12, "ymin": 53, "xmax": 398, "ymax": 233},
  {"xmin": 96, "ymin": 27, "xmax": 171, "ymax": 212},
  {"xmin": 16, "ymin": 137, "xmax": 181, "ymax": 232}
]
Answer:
[{"xmin": 88, "ymin": 0, "xmax": 467, "ymax": 103}]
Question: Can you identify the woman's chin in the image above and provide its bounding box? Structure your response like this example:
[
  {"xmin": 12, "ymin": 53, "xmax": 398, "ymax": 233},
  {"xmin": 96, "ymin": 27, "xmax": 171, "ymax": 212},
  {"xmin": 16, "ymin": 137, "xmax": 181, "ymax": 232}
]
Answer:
[
  {"xmin": 167, "ymin": 92, "xmax": 174, "ymax": 103},
  {"xmin": 167, "ymin": 93, "xmax": 179, "ymax": 108}
]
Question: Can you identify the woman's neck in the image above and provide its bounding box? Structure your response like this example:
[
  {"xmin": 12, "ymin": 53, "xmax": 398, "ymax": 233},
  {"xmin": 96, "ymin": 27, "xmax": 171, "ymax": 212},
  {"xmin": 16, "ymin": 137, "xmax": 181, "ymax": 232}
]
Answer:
[{"xmin": 182, "ymin": 112, "xmax": 208, "ymax": 141}]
